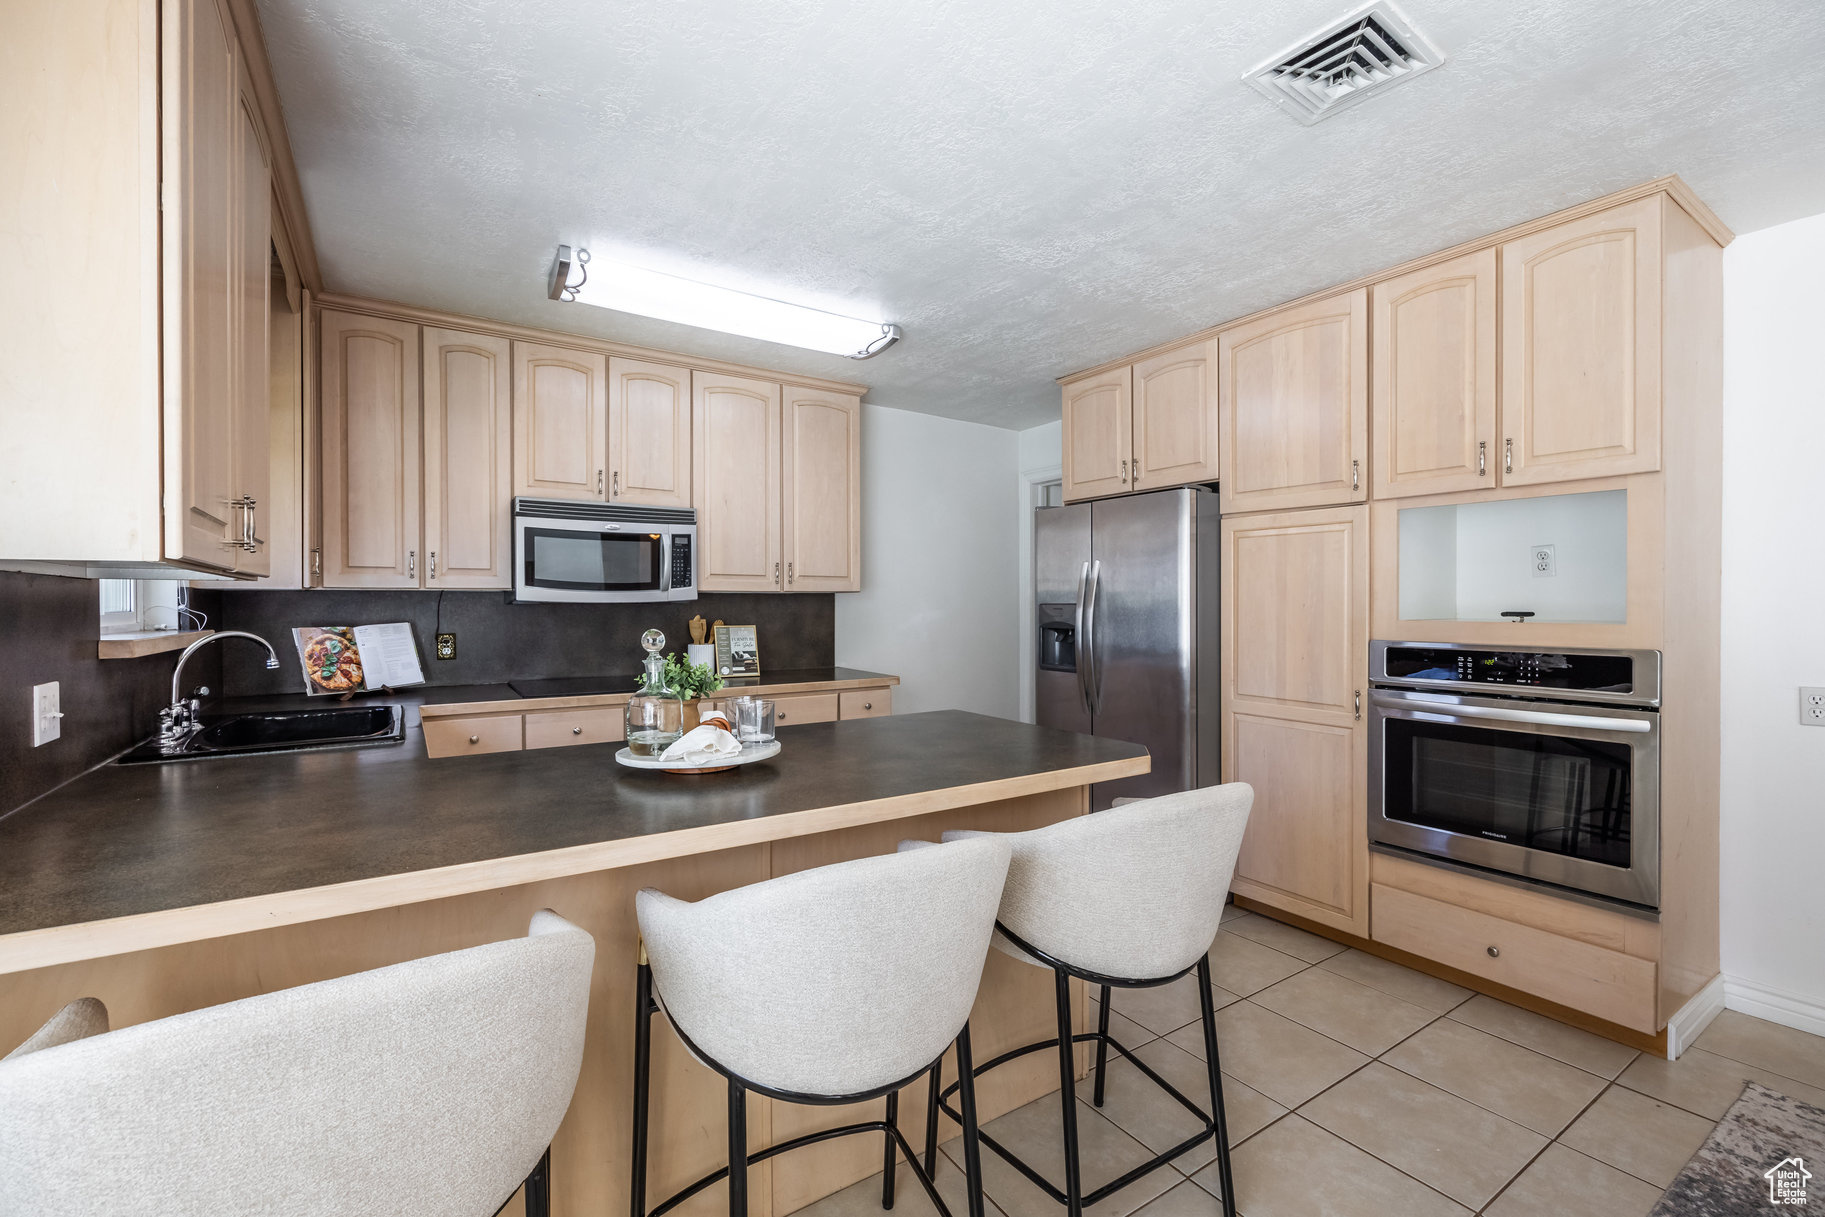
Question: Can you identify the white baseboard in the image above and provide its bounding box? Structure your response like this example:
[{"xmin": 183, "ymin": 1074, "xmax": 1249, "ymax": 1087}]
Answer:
[
  {"xmin": 1666, "ymin": 975, "xmax": 1727, "ymax": 1058},
  {"xmin": 1724, "ymin": 973, "xmax": 1825, "ymax": 1039}
]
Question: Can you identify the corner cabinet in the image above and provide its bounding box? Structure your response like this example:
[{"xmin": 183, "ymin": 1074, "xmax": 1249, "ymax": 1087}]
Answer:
[
  {"xmin": 782, "ymin": 387, "xmax": 862, "ymax": 591},
  {"xmin": 1218, "ymin": 289, "xmax": 1368, "ymax": 514},
  {"xmin": 1222, "ymin": 505, "xmax": 1369, "ymax": 936},
  {"xmin": 693, "ymin": 373, "xmax": 784, "ymax": 591},
  {"xmin": 1370, "ymin": 249, "xmax": 1497, "ymax": 500},
  {"xmin": 1499, "ymin": 196, "xmax": 1663, "ymax": 486},
  {"xmin": 512, "ymin": 342, "xmax": 608, "ymax": 501}
]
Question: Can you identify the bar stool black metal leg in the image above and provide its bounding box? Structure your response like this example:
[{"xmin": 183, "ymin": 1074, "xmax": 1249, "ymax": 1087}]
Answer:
[
  {"xmin": 728, "ymin": 1075, "xmax": 749, "ymax": 1217},
  {"xmin": 522, "ymin": 1146, "xmax": 553, "ymax": 1217},
  {"xmin": 1195, "ymin": 955, "xmax": 1237, "ymax": 1217},
  {"xmin": 631, "ymin": 960, "xmax": 655, "ymax": 1217},
  {"xmin": 954, "ymin": 1023, "xmax": 987, "ymax": 1217},
  {"xmin": 1053, "ymin": 968, "xmax": 1085, "ymax": 1217},
  {"xmin": 923, "ymin": 1058, "xmax": 942, "ymax": 1176},
  {"xmin": 882, "ymin": 1089, "xmax": 900, "ymax": 1208},
  {"xmin": 1092, "ymin": 984, "xmax": 1112, "ymax": 1107}
]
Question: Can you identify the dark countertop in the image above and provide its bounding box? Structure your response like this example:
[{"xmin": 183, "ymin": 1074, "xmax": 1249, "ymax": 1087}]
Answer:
[
  {"xmin": 508, "ymin": 666, "xmax": 895, "ymax": 700},
  {"xmin": 0, "ymin": 711, "xmax": 1147, "ymax": 970}
]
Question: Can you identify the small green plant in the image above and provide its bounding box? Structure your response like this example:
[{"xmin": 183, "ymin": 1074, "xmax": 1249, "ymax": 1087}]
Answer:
[{"xmin": 640, "ymin": 652, "xmax": 724, "ymax": 699}]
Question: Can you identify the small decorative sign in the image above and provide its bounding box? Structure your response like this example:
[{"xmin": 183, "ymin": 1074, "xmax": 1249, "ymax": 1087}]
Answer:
[{"xmin": 713, "ymin": 624, "xmax": 761, "ymax": 678}]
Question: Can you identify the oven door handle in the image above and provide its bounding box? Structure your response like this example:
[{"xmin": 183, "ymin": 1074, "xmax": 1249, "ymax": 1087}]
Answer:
[{"xmin": 1402, "ymin": 700, "xmax": 1652, "ymax": 733}]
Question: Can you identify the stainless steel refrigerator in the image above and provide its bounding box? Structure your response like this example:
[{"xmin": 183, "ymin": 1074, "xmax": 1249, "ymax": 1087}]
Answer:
[{"xmin": 1034, "ymin": 486, "xmax": 1220, "ymax": 810}]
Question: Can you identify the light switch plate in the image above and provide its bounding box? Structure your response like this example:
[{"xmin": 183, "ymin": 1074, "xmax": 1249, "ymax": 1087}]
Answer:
[
  {"xmin": 31, "ymin": 681, "xmax": 61, "ymax": 746},
  {"xmin": 1801, "ymin": 687, "xmax": 1825, "ymax": 727},
  {"xmin": 1531, "ymin": 544, "xmax": 1556, "ymax": 577}
]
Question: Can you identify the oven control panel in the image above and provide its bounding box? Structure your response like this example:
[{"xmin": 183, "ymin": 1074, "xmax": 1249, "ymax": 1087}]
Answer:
[{"xmin": 1376, "ymin": 644, "xmax": 1645, "ymax": 696}]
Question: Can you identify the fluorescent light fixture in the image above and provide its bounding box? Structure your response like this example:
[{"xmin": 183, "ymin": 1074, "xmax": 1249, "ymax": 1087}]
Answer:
[{"xmin": 548, "ymin": 246, "xmax": 900, "ymax": 360}]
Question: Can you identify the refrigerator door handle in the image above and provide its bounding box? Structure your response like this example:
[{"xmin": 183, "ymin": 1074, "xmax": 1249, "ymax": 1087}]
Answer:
[
  {"xmin": 1074, "ymin": 561, "xmax": 1092, "ymax": 713},
  {"xmin": 1084, "ymin": 559, "xmax": 1104, "ymax": 714}
]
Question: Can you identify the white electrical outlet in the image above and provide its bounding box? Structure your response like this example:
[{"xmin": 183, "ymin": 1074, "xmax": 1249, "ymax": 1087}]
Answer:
[
  {"xmin": 1801, "ymin": 687, "xmax": 1825, "ymax": 727},
  {"xmin": 31, "ymin": 681, "xmax": 62, "ymax": 746},
  {"xmin": 1531, "ymin": 544, "xmax": 1556, "ymax": 577}
]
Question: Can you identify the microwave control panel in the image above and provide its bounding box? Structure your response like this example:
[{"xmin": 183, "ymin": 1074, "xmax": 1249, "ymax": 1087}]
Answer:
[{"xmin": 670, "ymin": 536, "xmax": 694, "ymax": 589}]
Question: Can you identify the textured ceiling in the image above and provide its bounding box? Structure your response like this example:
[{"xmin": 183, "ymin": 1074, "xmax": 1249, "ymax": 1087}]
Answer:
[{"xmin": 255, "ymin": 0, "xmax": 1825, "ymax": 430}]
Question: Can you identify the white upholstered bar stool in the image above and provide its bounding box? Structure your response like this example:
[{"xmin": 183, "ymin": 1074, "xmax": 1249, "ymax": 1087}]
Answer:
[
  {"xmin": 916, "ymin": 784, "xmax": 1254, "ymax": 1217},
  {"xmin": 0, "ymin": 910, "xmax": 595, "ymax": 1217},
  {"xmin": 630, "ymin": 836, "xmax": 1012, "ymax": 1217}
]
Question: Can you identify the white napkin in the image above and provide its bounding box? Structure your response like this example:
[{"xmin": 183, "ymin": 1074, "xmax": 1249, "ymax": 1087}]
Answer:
[{"xmin": 658, "ymin": 713, "xmax": 743, "ymax": 763}]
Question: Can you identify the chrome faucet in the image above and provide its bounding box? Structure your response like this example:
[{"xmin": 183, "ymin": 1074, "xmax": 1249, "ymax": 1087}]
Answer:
[{"xmin": 159, "ymin": 631, "xmax": 282, "ymax": 744}]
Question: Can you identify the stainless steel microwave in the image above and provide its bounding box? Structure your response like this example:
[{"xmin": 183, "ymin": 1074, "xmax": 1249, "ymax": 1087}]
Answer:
[{"xmin": 511, "ymin": 498, "xmax": 697, "ymax": 603}]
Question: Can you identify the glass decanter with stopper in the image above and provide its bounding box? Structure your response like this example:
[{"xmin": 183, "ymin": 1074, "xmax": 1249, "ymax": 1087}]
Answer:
[{"xmin": 626, "ymin": 629, "xmax": 685, "ymax": 756}]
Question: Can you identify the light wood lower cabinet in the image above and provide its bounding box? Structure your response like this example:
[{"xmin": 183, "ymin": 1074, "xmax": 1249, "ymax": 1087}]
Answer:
[
  {"xmin": 783, "ymin": 387, "xmax": 861, "ymax": 592},
  {"xmin": 1222, "ymin": 505, "xmax": 1368, "ymax": 935},
  {"xmin": 423, "ymin": 328, "xmax": 512, "ymax": 588},
  {"xmin": 608, "ymin": 357, "xmax": 692, "ymax": 509},
  {"xmin": 318, "ymin": 310, "xmax": 421, "ymax": 587},
  {"xmin": 1220, "ymin": 289, "xmax": 1368, "ymax": 513},
  {"xmin": 1371, "ymin": 249, "xmax": 1496, "ymax": 499},
  {"xmin": 838, "ymin": 689, "xmax": 891, "ymax": 718},
  {"xmin": 513, "ymin": 341, "xmax": 607, "ymax": 501},
  {"xmin": 421, "ymin": 713, "xmax": 523, "ymax": 758},
  {"xmin": 771, "ymin": 692, "xmax": 840, "ymax": 726},
  {"xmin": 524, "ymin": 707, "xmax": 623, "ymax": 750}
]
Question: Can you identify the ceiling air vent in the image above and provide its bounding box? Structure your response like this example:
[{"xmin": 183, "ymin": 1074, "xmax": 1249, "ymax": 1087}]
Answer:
[{"xmin": 1243, "ymin": 3, "xmax": 1444, "ymax": 125}]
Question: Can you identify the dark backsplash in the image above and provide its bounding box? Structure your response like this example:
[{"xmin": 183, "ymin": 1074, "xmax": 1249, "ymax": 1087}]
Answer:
[
  {"xmin": 199, "ymin": 589, "xmax": 835, "ymax": 697},
  {"xmin": 0, "ymin": 572, "xmax": 219, "ymax": 817}
]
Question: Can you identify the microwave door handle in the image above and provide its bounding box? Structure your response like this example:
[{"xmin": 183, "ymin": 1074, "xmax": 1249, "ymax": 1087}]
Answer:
[
  {"xmin": 659, "ymin": 534, "xmax": 671, "ymax": 593},
  {"xmin": 1409, "ymin": 701, "xmax": 1652, "ymax": 734}
]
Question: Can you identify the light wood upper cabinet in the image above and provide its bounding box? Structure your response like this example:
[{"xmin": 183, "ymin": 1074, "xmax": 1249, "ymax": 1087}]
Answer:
[
  {"xmin": 608, "ymin": 357, "xmax": 692, "ymax": 508},
  {"xmin": 1500, "ymin": 196, "xmax": 1663, "ymax": 486},
  {"xmin": 1371, "ymin": 249, "xmax": 1496, "ymax": 500},
  {"xmin": 694, "ymin": 373, "xmax": 783, "ymax": 592},
  {"xmin": 783, "ymin": 387, "xmax": 861, "ymax": 592},
  {"xmin": 319, "ymin": 310, "xmax": 421, "ymax": 587},
  {"xmin": 162, "ymin": 0, "xmax": 241, "ymax": 567},
  {"xmin": 229, "ymin": 74, "xmax": 272, "ymax": 576},
  {"xmin": 513, "ymin": 342, "xmax": 607, "ymax": 500},
  {"xmin": 1219, "ymin": 289, "xmax": 1368, "ymax": 513},
  {"xmin": 1223, "ymin": 504, "xmax": 1368, "ymax": 935},
  {"xmin": 1131, "ymin": 339, "xmax": 1219, "ymax": 491},
  {"xmin": 423, "ymin": 328, "xmax": 512, "ymax": 589},
  {"xmin": 1061, "ymin": 368, "xmax": 1132, "ymax": 501}
]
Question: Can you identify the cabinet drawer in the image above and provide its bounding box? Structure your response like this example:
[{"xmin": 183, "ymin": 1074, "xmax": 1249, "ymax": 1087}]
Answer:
[
  {"xmin": 839, "ymin": 689, "xmax": 892, "ymax": 719},
  {"xmin": 525, "ymin": 707, "xmax": 623, "ymax": 750},
  {"xmin": 1372, "ymin": 884, "xmax": 1658, "ymax": 1032},
  {"xmin": 423, "ymin": 714, "xmax": 523, "ymax": 758},
  {"xmin": 772, "ymin": 692, "xmax": 839, "ymax": 726}
]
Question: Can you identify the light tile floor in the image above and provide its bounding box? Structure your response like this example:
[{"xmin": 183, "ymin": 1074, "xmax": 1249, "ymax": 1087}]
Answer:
[{"xmin": 788, "ymin": 909, "xmax": 1825, "ymax": 1217}]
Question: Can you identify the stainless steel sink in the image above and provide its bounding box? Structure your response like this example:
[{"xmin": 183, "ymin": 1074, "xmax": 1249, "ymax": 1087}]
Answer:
[{"xmin": 119, "ymin": 705, "xmax": 405, "ymax": 764}]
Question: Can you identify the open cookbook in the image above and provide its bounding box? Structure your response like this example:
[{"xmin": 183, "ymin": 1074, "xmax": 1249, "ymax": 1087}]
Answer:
[{"xmin": 292, "ymin": 624, "xmax": 426, "ymax": 696}]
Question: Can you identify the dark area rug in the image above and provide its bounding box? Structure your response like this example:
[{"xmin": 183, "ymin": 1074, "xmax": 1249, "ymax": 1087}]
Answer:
[{"xmin": 1651, "ymin": 1081, "xmax": 1824, "ymax": 1215}]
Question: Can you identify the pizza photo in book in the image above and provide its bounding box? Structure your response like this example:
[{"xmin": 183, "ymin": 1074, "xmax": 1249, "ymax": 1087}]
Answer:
[{"xmin": 292, "ymin": 623, "xmax": 427, "ymax": 695}]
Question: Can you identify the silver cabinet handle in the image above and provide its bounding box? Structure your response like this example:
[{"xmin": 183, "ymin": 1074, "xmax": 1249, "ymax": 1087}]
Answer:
[
  {"xmin": 428, "ymin": 551, "xmax": 436, "ymax": 580},
  {"xmin": 611, "ymin": 470, "xmax": 619, "ymax": 496},
  {"xmin": 1504, "ymin": 438, "xmax": 1514, "ymax": 474},
  {"xmin": 1351, "ymin": 459, "xmax": 1360, "ymax": 492},
  {"xmin": 408, "ymin": 550, "xmax": 416, "ymax": 580},
  {"xmin": 1478, "ymin": 441, "xmax": 1487, "ymax": 477},
  {"xmin": 1119, "ymin": 458, "xmax": 1128, "ymax": 484},
  {"xmin": 1354, "ymin": 690, "xmax": 1362, "ymax": 720},
  {"xmin": 597, "ymin": 469, "xmax": 604, "ymax": 494},
  {"xmin": 774, "ymin": 561, "xmax": 781, "ymax": 586},
  {"xmin": 311, "ymin": 548, "xmax": 321, "ymax": 582},
  {"xmin": 787, "ymin": 561, "xmax": 794, "ymax": 585},
  {"xmin": 1133, "ymin": 457, "xmax": 1141, "ymax": 480}
]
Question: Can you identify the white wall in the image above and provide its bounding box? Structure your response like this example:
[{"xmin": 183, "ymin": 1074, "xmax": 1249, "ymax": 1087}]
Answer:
[
  {"xmin": 1016, "ymin": 421, "xmax": 1062, "ymax": 722},
  {"xmin": 835, "ymin": 404, "xmax": 1021, "ymax": 718},
  {"xmin": 1719, "ymin": 210, "xmax": 1825, "ymax": 1035}
]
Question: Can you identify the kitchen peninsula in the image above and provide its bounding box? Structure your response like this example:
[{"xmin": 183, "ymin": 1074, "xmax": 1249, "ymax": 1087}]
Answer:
[{"xmin": 0, "ymin": 711, "xmax": 1147, "ymax": 1217}]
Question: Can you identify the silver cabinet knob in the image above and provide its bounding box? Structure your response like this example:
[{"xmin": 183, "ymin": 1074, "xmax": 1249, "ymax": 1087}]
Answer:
[
  {"xmin": 468, "ymin": 734, "xmax": 479, "ymax": 745},
  {"xmin": 573, "ymin": 726, "xmax": 583, "ymax": 735},
  {"xmin": 863, "ymin": 702, "xmax": 872, "ymax": 710},
  {"xmin": 1486, "ymin": 945, "xmax": 1500, "ymax": 958}
]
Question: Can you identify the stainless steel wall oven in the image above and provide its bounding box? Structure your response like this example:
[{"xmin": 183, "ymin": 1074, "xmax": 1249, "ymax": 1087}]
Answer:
[{"xmin": 1368, "ymin": 641, "xmax": 1661, "ymax": 908}]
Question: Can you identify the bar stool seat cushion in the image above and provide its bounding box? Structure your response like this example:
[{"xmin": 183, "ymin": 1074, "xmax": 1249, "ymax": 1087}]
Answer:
[
  {"xmin": 942, "ymin": 784, "xmax": 1253, "ymax": 981},
  {"xmin": 637, "ymin": 836, "xmax": 1010, "ymax": 1098},
  {"xmin": 0, "ymin": 911, "xmax": 594, "ymax": 1217}
]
